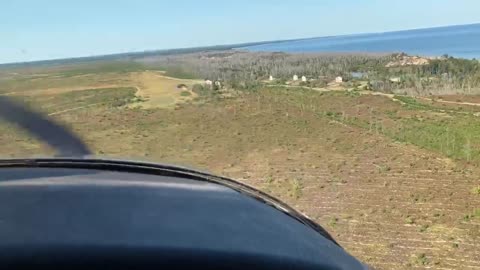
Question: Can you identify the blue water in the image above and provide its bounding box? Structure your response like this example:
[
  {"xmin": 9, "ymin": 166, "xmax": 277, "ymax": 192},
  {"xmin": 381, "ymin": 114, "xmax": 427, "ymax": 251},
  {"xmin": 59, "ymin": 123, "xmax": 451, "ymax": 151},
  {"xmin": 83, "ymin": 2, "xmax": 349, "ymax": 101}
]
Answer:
[{"xmin": 242, "ymin": 24, "xmax": 480, "ymax": 59}]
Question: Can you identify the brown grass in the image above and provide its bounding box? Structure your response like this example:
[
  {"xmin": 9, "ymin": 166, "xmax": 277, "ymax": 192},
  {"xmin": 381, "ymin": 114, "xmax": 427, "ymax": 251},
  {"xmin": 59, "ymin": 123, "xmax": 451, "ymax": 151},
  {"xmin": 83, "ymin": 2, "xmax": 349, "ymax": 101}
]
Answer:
[{"xmin": 1, "ymin": 73, "xmax": 480, "ymax": 269}]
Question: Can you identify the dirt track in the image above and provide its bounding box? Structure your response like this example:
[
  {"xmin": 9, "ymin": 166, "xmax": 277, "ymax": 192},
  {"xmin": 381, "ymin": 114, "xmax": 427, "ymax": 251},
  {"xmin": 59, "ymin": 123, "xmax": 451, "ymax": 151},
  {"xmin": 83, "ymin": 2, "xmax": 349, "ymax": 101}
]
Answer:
[{"xmin": 47, "ymin": 103, "xmax": 104, "ymax": 116}]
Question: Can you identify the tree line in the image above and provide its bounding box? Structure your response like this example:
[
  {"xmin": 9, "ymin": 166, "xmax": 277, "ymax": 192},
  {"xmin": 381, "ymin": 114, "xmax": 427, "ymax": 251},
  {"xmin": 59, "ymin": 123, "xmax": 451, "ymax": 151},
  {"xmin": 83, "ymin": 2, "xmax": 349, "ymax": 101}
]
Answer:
[{"xmin": 138, "ymin": 50, "xmax": 480, "ymax": 95}]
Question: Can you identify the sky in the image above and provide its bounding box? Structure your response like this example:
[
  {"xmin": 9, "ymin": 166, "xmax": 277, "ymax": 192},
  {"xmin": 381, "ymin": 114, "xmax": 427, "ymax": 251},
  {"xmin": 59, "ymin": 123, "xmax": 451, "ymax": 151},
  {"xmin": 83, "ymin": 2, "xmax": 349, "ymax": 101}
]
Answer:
[{"xmin": 1, "ymin": 0, "xmax": 479, "ymax": 64}]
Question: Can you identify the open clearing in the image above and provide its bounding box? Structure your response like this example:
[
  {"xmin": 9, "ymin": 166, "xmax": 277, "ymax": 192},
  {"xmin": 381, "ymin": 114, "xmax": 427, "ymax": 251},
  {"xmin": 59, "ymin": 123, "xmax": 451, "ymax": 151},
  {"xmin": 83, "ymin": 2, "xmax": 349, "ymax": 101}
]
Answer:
[
  {"xmin": 127, "ymin": 71, "xmax": 202, "ymax": 108},
  {"xmin": 1, "ymin": 70, "xmax": 480, "ymax": 270},
  {"xmin": 0, "ymin": 70, "xmax": 201, "ymax": 110}
]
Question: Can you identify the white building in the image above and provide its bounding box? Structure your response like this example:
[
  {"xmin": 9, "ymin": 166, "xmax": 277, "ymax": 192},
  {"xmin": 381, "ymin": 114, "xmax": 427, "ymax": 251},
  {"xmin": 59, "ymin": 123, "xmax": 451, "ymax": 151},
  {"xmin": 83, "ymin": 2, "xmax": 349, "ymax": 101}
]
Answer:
[
  {"xmin": 389, "ymin": 77, "xmax": 401, "ymax": 83},
  {"xmin": 301, "ymin": 76, "xmax": 307, "ymax": 82},
  {"xmin": 335, "ymin": 76, "xmax": 343, "ymax": 83},
  {"xmin": 293, "ymin": 74, "xmax": 299, "ymax": 81}
]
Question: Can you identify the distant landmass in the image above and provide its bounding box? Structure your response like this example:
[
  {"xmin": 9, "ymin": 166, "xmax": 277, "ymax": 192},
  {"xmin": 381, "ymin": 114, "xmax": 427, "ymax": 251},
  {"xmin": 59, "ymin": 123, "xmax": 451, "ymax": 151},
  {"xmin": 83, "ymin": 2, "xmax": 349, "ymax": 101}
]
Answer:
[
  {"xmin": 0, "ymin": 41, "xmax": 263, "ymax": 69},
  {"xmin": 1, "ymin": 23, "xmax": 479, "ymax": 68}
]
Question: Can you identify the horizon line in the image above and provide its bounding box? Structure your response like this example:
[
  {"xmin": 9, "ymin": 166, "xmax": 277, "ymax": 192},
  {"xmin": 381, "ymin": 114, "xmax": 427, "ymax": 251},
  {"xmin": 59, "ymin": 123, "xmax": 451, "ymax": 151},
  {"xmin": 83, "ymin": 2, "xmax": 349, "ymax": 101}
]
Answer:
[{"xmin": 1, "ymin": 21, "xmax": 479, "ymax": 66}]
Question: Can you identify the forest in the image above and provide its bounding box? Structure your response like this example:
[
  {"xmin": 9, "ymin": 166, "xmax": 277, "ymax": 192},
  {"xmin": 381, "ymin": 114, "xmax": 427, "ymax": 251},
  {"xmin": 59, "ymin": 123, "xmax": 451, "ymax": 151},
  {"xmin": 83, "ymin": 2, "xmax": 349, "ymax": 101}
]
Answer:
[{"xmin": 138, "ymin": 51, "xmax": 480, "ymax": 95}]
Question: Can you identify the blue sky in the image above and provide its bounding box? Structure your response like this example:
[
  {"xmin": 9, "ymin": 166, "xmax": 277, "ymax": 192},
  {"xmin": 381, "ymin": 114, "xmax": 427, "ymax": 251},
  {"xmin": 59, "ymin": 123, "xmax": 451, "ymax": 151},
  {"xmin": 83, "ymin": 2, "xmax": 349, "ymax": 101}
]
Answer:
[{"xmin": 1, "ymin": 0, "xmax": 479, "ymax": 64}]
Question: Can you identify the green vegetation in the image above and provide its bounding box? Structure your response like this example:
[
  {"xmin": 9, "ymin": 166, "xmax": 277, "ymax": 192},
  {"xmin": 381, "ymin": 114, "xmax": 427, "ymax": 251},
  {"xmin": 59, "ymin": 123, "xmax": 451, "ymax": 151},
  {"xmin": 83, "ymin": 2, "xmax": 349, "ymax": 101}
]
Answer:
[
  {"xmin": 236, "ymin": 86, "xmax": 480, "ymax": 164},
  {"xmin": 2, "ymin": 66, "xmax": 480, "ymax": 269},
  {"xmin": 413, "ymin": 253, "xmax": 429, "ymax": 266},
  {"xmin": 20, "ymin": 87, "xmax": 137, "ymax": 114},
  {"xmin": 419, "ymin": 224, "xmax": 429, "ymax": 232},
  {"xmin": 132, "ymin": 51, "xmax": 480, "ymax": 95},
  {"xmin": 264, "ymin": 175, "xmax": 274, "ymax": 184},
  {"xmin": 405, "ymin": 216, "xmax": 415, "ymax": 225},
  {"xmin": 4, "ymin": 50, "xmax": 480, "ymax": 95},
  {"xmin": 282, "ymin": 88, "xmax": 480, "ymax": 163},
  {"xmin": 163, "ymin": 67, "xmax": 197, "ymax": 79},
  {"xmin": 55, "ymin": 61, "xmax": 147, "ymax": 77},
  {"xmin": 378, "ymin": 164, "xmax": 391, "ymax": 173},
  {"xmin": 191, "ymin": 83, "xmax": 222, "ymax": 99},
  {"xmin": 391, "ymin": 116, "xmax": 480, "ymax": 161},
  {"xmin": 180, "ymin": 91, "xmax": 191, "ymax": 97},
  {"xmin": 463, "ymin": 209, "xmax": 480, "ymax": 221},
  {"xmin": 328, "ymin": 217, "xmax": 338, "ymax": 228},
  {"xmin": 192, "ymin": 84, "xmax": 207, "ymax": 95},
  {"xmin": 290, "ymin": 178, "xmax": 303, "ymax": 199},
  {"xmin": 394, "ymin": 95, "xmax": 437, "ymax": 110}
]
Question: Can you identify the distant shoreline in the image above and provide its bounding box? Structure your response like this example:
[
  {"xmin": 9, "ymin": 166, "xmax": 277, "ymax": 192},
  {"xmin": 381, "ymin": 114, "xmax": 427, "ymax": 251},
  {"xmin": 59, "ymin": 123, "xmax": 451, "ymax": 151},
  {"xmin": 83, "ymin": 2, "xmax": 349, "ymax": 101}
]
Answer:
[
  {"xmin": 241, "ymin": 23, "xmax": 480, "ymax": 60},
  {"xmin": 1, "ymin": 22, "xmax": 478, "ymax": 68}
]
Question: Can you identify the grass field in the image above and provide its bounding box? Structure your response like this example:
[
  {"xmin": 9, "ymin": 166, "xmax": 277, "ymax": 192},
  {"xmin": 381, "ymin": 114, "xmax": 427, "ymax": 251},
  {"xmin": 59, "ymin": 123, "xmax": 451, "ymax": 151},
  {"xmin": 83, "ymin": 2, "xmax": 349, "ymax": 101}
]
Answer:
[
  {"xmin": 0, "ymin": 65, "xmax": 202, "ymax": 109},
  {"xmin": 1, "ymin": 66, "xmax": 480, "ymax": 270},
  {"xmin": 127, "ymin": 71, "xmax": 202, "ymax": 108}
]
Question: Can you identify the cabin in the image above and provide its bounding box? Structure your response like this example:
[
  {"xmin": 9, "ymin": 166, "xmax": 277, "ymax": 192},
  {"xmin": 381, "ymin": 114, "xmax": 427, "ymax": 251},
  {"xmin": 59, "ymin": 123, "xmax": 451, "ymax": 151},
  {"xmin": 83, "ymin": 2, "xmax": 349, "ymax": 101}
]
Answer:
[
  {"xmin": 351, "ymin": 72, "xmax": 365, "ymax": 79},
  {"xmin": 389, "ymin": 77, "xmax": 401, "ymax": 83},
  {"xmin": 301, "ymin": 76, "xmax": 307, "ymax": 82},
  {"xmin": 204, "ymin": 79, "xmax": 213, "ymax": 86},
  {"xmin": 293, "ymin": 75, "xmax": 299, "ymax": 81},
  {"xmin": 335, "ymin": 76, "xmax": 343, "ymax": 83}
]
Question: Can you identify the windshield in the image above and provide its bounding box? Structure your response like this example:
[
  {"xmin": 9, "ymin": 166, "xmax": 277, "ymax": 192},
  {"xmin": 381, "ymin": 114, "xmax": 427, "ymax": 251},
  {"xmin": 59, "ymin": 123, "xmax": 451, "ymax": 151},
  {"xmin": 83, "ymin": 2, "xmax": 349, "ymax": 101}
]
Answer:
[{"xmin": 2, "ymin": 1, "xmax": 480, "ymax": 269}]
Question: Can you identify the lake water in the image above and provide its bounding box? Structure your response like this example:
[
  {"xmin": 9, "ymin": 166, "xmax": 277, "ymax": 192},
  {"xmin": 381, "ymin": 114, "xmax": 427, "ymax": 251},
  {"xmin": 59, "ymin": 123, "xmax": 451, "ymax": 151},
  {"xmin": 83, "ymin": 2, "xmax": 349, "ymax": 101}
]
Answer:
[{"xmin": 242, "ymin": 24, "xmax": 480, "ymax": 59}]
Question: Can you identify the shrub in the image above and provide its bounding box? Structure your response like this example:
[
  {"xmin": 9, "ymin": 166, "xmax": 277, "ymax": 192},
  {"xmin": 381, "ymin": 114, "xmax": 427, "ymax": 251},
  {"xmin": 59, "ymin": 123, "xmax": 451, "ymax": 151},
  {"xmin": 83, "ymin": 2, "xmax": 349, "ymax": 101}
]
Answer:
[{"xmin": 180, "ymin": 91, "xmax": 191, "ymax": 97}]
